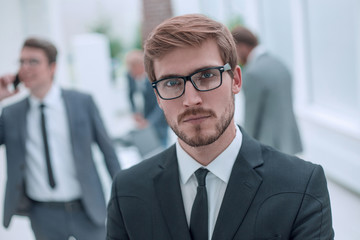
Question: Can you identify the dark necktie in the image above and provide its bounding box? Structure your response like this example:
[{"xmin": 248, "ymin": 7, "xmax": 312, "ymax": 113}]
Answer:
[
  {"xmin": 190, "ymin": 168, "xmax": 209, "ymax": 240},
  {"xmin": 40, "ymin": 104, "xmax": 56, "ymax": 188}
]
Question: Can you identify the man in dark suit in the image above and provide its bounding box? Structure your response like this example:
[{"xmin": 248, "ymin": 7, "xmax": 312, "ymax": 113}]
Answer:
[
  {"xmin": 107, "ymin": 14, "xmax": 334, "ymax": 240},
  {"xmin": 125, "ymin": 50, "xmax": 168, "ymax": 146},
  {"xmin": 0, "ymin": 37, "xmax": 121, "ymax": 239},
  {"xmin": 231, "ymin": 26, "xmax": 303, "ymax": 155}
]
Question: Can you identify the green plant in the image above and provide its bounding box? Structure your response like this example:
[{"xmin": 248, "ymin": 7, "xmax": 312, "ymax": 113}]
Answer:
[
  {"xmin": 227, "ymin": 15, "xmax": 244, "ymax": 31},
  {"xmin": 90, "ymin": 19, "xmax": 123, "ymax": 59}
]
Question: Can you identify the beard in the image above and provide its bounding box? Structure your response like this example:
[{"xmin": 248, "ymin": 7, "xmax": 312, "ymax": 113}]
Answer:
[{"xmin": 166, "ymin": 95, "xmax": 235, "ymax": 147}]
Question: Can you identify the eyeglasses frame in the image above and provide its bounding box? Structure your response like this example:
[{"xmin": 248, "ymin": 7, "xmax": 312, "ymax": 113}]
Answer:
[{"xmin": 152, "ymin": 63, "xmax": 232, "ymax": 100}]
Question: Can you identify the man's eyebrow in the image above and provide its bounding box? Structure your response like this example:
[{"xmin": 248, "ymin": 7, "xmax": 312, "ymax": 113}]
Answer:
[
  {"xmin": 157, "ymin": 73, "xmax": 183, "ymax": 80},
  {"xmin": 157, "ymin": 65, "xmax": 220, "ymax": 80}
]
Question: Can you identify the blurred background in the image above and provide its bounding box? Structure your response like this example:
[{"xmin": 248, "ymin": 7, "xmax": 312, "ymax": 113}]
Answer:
[{"xmin": 0, "ymin": 0, "xmax": 359, "ymax": 239}]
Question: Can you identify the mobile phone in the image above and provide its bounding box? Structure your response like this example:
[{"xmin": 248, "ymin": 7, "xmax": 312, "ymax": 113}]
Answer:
[{"xmin": 13, "ymin": 74, "xmax": 21, "ymax": 89}]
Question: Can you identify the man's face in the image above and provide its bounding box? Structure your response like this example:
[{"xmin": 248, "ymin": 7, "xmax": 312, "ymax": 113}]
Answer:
[
  {"xmin": 129, "ymin": 62, "xmax": 145, "ymax": 80},
  {"xmin": 153, "ymin": 40, "xmax": 241, "ymax": 147},
  {"xmin": 19, "ymin": 47, "xmax": 55, "ymax": 93}
]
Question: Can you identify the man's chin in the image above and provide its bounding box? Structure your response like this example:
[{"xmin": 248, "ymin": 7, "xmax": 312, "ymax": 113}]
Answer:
[
  {"xmin": 177, "ymin": 129, "xmax": 219, "ymax": 147},
  {"xmin": 183, "ymin": 136, "xmax": 218, "ymax": 147}
]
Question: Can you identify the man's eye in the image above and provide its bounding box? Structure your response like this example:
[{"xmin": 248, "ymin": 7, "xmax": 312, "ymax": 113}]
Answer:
[
  {"xmin": 201, "ymin": 72, "xmax": 214, "ymax": 78},
  {"xmin": 164, "ymin": 79, "xmax": 182, "ymax": 87},
  {"xmin": 29, "ymin": 59, "xmax": 40, "ymax": 65}
]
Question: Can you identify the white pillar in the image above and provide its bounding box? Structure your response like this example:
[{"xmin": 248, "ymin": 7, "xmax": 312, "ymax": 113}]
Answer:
[{"xmin": 71, "ymin": 33, "xmax": 115, "ymax": 133}]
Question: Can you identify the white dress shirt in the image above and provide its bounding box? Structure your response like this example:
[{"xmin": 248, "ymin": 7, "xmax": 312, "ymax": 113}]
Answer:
[
  {"xmin": 25, "ymin": 84, "xmax": 82, "ymax": 201},
  {"xmin": 177, "ymin": 125, "xmax": 243, "ymax": 239}
]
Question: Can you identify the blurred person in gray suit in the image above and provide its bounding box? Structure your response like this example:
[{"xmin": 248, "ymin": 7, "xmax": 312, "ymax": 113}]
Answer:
[
  {"xmin": 0, "ymin": 37, "xmax": 121, "ymax": 240},
  {"xmin": 125, "ymin": 50, "xmax": 169, "ymax": 147},
  {"xmin": 232, "ymin": 26, "xmax": 303, "ymax": 155}
]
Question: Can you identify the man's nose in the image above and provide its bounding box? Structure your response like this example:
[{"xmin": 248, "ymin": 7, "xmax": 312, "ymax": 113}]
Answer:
[{"xmin": 182, "ymin": 81, "xmax": 202, "ymax": 107}]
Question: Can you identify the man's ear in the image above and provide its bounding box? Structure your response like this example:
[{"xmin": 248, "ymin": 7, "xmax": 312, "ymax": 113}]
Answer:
[{"xmin": 232, "ymin": 65, "xmax": 242, "ymax": 94}]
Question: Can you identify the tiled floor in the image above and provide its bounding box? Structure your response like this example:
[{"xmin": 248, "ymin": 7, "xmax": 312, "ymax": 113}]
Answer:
[{"xmin": 327, "ymin": 178, "xmax": 360, "ymax": 239}]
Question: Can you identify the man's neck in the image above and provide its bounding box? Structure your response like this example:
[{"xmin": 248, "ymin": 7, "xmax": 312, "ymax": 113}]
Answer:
[
  {"xmin": 31, "ymin": 82, "xmax": 53, "ymax": 100},
  {"xmin": 178, "ymin": 122, "xmax": 237, "ymax": 166}
]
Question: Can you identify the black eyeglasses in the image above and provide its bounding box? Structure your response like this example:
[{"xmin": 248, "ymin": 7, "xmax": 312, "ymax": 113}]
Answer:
[{"xmin": 152, "ymin": 63, "xmax": 231, "ymax": 100}]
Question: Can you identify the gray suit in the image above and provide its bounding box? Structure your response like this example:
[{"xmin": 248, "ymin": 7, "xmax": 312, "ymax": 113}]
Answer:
[
  {"xmin": 0, "ymin": 89, "xmax": 121, "ymax": 228},
  {"xmin": 107, "ymin": 129, "xmax": 333, "ymax": 239},
  {"xmin": 243, "ymin": 52, "xmax": 303, "ymax": 155}
]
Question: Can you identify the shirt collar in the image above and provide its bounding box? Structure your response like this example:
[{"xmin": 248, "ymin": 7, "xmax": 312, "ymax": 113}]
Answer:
[
  {"xmin": 177, "ymin": 125, "xmax": 243, "ymax": 184},
  {"xmin": 29, "ymin": 83, "xmax": 62, "ymax": 109}
]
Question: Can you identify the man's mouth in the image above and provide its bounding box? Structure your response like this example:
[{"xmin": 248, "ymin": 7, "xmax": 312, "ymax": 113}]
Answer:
[
  {"xmin": 178, "ymin": 108, "xmax": 216, "ymax": 123},
  {"xmin": 183, "ymin": 115, "xmax": 211, "ymax": 123}
]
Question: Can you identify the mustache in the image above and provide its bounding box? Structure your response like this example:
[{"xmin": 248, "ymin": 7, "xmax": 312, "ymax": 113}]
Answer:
[{"xmin": 177, "ymin": 108, "xmax": 216, "ymax": 122}]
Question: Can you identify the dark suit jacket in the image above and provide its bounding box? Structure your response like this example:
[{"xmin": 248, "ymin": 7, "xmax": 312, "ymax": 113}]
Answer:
[
  {"xmin": 127, "ymin": 73, "xmax": 168, "ymax": 142},
  {"xmin": 0, "ymin": 89, "xmax": 121, "ymax": 228},
  {"xmin": 243, "ymin": 53, "xmax": 302, "ymax": 155},
  {"xmin": 107, "ymin": 130, "xmax": 334, "ymax": 240}
]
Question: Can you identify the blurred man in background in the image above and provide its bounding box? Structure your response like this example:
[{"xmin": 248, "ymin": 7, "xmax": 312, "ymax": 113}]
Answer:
[
  {"xmin": 0, "ymin": 37, "xmax": 121, "ymax": 240},
  {"xmin": 232, "ymin": 26, "xmax": 303, "ymax": 155},
  {"xmin": 125, "ymin": 49, "xmax": 169, "ymax": 147}
]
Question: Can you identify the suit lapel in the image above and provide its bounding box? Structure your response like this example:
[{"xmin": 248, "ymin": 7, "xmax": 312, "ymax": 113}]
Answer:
[
  {"xmin": 62, "ymin": 89, "xmax": 86, "ymax": 169},
  {"xmin": 19, "ymin": 99, "xmax": 29, "ymax": 162},
  {"xmin": 61, "ymin": 89, "xmax": 74, "ymax": 127},
  {"xmin": 61, "ymin": 90, "xmax": 79, "ymax": 156},
  {"xmin": 153, "ymin": 146, "xmax": 192, "ymax": 240},
  {"xmin": 212, "ymin": 130, "xmax": 263, "ymax": 239}
]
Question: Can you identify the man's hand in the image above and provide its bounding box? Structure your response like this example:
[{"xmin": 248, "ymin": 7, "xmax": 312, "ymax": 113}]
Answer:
[{"xmin": 0, "ymin": 74, "xmax": 19, "ymax": 101}]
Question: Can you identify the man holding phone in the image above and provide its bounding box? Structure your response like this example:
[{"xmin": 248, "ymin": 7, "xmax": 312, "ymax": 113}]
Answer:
[
  {"xmin": 0, "ymin": 37, "xmax": 121, "ymax": 239},
  {"xmin": 12, "ymin": 74, "xmax": 21, "ymax": 89}
]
